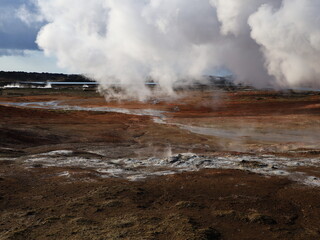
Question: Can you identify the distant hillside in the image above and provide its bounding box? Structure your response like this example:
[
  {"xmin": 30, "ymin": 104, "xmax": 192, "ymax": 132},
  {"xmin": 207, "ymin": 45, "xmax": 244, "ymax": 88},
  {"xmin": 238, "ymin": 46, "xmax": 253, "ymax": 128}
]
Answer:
[{"xmin": 0, "ymin": 71, "xmax": 92, "ymax": 83}]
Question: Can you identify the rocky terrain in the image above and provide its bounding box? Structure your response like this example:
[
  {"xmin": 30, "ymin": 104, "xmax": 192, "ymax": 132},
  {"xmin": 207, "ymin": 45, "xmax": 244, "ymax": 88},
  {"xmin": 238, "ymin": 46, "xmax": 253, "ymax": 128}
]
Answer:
[{"xmin": 0, "ymin": 87, "xmax": 320, "ymax": 239}]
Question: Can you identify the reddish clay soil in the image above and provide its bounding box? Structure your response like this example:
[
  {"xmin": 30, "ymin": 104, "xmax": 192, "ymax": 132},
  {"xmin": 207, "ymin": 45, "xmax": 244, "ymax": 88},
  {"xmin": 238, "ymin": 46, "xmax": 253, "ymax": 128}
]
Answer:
[{"xmin": 0, "ymin": 88, "xmax": 320, "ymax": 240}]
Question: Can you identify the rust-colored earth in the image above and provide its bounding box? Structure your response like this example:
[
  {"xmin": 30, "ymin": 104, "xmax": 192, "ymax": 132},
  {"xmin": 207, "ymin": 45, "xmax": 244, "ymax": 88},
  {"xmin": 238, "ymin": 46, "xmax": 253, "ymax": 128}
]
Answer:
[{"xmin": 0, "ymin": 88, "xmax": 320, "ymax": 240}]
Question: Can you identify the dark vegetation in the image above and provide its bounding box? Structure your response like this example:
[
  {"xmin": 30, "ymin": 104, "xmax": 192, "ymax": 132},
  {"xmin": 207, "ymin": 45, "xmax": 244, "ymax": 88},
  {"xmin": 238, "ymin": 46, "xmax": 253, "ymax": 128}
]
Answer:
[{"xmin": 0, "ymin": 71, "xmax": 91, "ymax": 83}]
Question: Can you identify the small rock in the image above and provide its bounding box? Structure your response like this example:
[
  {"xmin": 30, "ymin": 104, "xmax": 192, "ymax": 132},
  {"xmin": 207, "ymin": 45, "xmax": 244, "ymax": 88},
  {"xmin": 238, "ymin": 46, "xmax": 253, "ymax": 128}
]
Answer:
[
  {"xmin": 213, "ymin": 210, "xmax": 236, "ymax": 218},
  {"xmin": 246, "ymin": 212, "xmax": 277, "ymax": 225}
]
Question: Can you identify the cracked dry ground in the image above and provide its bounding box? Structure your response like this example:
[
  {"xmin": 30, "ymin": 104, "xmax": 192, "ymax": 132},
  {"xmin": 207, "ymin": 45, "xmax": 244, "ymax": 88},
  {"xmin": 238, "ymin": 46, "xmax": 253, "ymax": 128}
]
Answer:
[{"xmin": 0, "ymin": 89, "xmax": 320, "ymax": 240}]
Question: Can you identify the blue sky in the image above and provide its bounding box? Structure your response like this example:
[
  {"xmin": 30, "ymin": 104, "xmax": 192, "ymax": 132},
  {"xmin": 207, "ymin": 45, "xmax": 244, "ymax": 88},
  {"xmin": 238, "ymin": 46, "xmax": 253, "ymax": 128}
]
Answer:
[{"xmin": 0, "ymin": 0, "xmax": 67, "ymax": 73}]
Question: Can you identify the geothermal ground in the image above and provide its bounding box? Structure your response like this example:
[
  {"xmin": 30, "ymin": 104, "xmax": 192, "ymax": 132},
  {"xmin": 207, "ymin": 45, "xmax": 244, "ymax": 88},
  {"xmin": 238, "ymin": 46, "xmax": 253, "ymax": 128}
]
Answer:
[{"xmin": 0, "ymin": 87, "xmax": 320, "ymax": 239}]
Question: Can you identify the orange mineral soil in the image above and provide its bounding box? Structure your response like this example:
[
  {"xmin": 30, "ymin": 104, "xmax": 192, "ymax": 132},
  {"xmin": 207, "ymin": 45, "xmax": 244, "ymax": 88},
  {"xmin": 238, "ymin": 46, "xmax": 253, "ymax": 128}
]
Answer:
[{"xmin": 0, "ymin": 88, "xmax": 319, "ymax": 239}]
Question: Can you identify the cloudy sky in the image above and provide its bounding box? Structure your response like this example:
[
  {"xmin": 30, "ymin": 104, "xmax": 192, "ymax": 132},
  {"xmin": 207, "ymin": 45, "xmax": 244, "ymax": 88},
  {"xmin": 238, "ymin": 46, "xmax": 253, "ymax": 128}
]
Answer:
[
  {"xmin": 0, "ymin": 0, "xmax": 67, "ymax": 73},
  {"xmin": 2, "ymin": 0, "xmax": 318, "ymax": 92}
]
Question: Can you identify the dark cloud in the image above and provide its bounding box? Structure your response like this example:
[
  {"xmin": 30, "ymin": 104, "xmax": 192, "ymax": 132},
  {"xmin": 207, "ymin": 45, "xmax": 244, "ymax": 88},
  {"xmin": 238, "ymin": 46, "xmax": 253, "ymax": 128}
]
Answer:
[{"xmin": 0, "ymin": 0, "xmax": 42, "ymax": 52}]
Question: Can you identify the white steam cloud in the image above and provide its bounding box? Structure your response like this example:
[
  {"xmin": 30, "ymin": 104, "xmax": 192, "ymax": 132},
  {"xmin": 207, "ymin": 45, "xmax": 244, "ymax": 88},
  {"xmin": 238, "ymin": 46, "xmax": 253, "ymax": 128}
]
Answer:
[
  {"xmin": 249, "ymin": 0, "xmax": 320, "ymax": 87},
  {"xmin": 30, "ymin": 0, "xmax": 320, "ymax": 99}
]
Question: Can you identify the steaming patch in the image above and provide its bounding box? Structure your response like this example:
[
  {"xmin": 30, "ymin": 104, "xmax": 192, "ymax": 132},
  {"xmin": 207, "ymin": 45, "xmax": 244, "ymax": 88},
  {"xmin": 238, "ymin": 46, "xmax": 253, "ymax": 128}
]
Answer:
[
  {"xmin": 1, "ymin": 101, "xmax": 318, "ymax": 149},
  {"xmin": 151, "ymin": 117, "xmax": 320, "ymax": 149},
  {"xmin": 303, "ymin": 176, "xmax": 320, "ymax": 187},
  {"xmin": 25, "ymin": 156, "xmax": 115, "ymax": 169},
  {"xmin": 39, "ymin": 150, "xmax": 74, "ymax": 156},
  {"xmin": 56, "ymin": 171, "xmax": 71, "ymax": 178},
  {"xmin": 0, "ymin": 101, "xmax": 60, "ymax": 108},
  {"xmin": 152, "ymin": 117, "xmax": 167, "ymax": 125},
  {"xmin": 176, "ymin": 124, "xmax": 320, "ymax": 145},
  {"xmin": 0, "ymin": 83, "xmax": 52, "ymax": 89},
  {"xmin": 19, "ymin": 151, "xmax": 320, "ymax": 187}
]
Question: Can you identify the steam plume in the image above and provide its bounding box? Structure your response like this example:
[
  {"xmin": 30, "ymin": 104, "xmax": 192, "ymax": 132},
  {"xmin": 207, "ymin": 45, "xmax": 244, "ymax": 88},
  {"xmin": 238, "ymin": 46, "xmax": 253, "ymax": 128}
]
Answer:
[{"xmin": 31, "ymin": 0, "xmax": 320, "ymax": 99}]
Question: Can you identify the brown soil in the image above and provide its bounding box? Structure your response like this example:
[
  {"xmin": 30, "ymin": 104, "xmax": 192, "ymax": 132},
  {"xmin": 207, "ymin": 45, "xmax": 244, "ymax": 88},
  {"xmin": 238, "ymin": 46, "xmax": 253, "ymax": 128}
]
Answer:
[{"xmin": 0, "ymin": 88, "xmax": 320, "ymax": 240}]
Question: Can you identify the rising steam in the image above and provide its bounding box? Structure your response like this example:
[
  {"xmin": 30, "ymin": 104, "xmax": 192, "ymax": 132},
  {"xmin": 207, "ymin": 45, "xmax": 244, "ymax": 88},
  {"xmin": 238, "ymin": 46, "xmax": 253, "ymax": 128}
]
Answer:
[{"xmin": 30, "ymin": 0, "xmax": 320, "ymax": 99}]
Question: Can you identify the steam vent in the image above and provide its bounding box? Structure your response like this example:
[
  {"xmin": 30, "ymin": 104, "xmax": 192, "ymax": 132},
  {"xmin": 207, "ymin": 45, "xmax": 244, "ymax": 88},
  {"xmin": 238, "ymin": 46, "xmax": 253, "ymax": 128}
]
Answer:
[{"xmin": 1, "ymin": 0, "xmax": 320, "ymax": 239}]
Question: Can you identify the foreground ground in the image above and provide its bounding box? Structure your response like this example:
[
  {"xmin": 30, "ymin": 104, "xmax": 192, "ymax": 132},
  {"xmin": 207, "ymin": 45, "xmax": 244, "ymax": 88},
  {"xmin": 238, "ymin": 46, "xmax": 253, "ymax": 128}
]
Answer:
[{"xmin": 0, "ymin": 88, "xmax": 320, "ymax": 239}]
